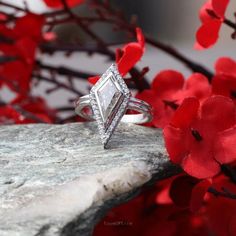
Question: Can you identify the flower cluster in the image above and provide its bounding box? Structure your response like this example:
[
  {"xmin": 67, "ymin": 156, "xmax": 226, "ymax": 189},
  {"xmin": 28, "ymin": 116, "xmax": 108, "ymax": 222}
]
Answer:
[
  {"xmin": 135, "ymin": 55, "xmax": 236, "ymax": 179},
  {"xmin": 0, "ymin": 13, "xmax": 57, "ymax": 123}
]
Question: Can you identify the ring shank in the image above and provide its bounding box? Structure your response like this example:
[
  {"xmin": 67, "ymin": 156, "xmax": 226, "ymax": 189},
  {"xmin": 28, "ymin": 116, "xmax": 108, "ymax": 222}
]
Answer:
[{"xmin": 75, "ymin": 95, "xmax": 152, "ymax": 124}]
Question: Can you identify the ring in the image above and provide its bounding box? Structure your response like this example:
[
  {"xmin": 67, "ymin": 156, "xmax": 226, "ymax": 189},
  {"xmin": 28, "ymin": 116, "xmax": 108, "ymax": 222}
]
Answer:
[{"xmin": 75, "ymin": 64, "xmax": 153, "ymax": 148}]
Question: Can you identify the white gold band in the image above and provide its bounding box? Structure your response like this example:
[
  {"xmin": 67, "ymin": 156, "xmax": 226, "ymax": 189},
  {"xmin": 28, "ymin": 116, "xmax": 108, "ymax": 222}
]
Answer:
[{"xmin": 75, "ymin": 95, "xmax": 153, "ymax": 124}]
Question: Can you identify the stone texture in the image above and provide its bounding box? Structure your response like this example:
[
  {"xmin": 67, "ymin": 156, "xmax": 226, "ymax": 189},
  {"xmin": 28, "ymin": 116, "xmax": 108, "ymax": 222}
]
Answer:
[{"xmin": 0, "ymin": 122, "xmax": 180, "ymax": 236}]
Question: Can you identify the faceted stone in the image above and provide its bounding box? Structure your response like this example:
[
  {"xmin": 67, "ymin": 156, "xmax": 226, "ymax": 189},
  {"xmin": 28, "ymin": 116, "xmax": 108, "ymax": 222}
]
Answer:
[
  {"xmin": 96, "ymin": 74, "xmax": 123, "ymax": 123},
  {"xmin": 90, "ymin": 64, "xmax": 131, "ymax": 146}
]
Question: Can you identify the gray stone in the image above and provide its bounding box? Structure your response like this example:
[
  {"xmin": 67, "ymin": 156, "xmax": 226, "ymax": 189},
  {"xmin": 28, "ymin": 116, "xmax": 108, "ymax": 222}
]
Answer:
[{"xmin": 0, "ymin": 122, "xmax": 180, "ymax": 236}]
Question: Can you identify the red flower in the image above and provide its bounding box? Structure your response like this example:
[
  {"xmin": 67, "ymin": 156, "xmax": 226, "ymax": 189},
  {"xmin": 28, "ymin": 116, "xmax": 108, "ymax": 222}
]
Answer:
[
  {"xmin": 43, "ymin": 0, "xmax": 84, "ymax": 8},
  {"xmin": 0, "ymin": 95, "xmax": 56, "ymax": 125},
  {"xmin": 88, "ymin": 28, "xmax": 145, "ymax": 84},
  {"xmin": 136, "ymin": 71, "xmax": 211, "ymax": 128},
  {"xmin": 212, "ymin": 57, "xmax": 236, "ymax": 103},
  {"xmin": 164, "ymin": 96, "xmax": 236, "ymax": 178},
  {"xmin": 0, "ymin": 14, "xmax": 45, "ymax": 94},
  {"xmin": 10, "ymin": 95, "xmax": 56, "ymax": 124},
  {"xmin": 195, "ymin": 0, "xmax": 229, "ymax": 49}
]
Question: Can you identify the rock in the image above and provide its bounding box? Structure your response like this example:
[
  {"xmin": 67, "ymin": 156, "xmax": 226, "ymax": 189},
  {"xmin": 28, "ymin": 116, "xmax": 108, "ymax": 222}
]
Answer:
[{"xmin": 0, "ymin": 122, "xmax": 180, "ymax": 236}]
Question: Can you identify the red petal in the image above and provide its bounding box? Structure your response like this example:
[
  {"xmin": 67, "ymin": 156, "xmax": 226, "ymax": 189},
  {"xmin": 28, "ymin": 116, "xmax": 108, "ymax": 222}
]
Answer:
[
  {"xmin": 136, "ymin": 27, "xmax": 145, "ymax": 48},
  {"xmin": 88, "ymin": 75, "xmax": 100, "ymax": 85},
  {"xmin": 171, "ymin": 97, "xmax": 199, "ymax": 129},
  {"xmin": 196, "ymin": 19, "xmax": 221, "ymax": 49},
  {"xmin": 0, "ymin": 13, "xmax": 7, "ymax": 21},
  {"xmin": 43, "ymin": 0, "xmax": 84, "ymax": 8},
  {"xmin": 212, "ymin": 74, "xmax": 229, "ymax": 96},
  {"xmin": 194, "ymin": 42, "xmax": 205, "ymax": 50},
  {"xmin": 115, "ymin": 48, "xmax": 123, "ymax": 63},
  {"xmin": 214, "ymin": 126, "xmax": 236, "ymax": 164},
  {"xmin": 183, "ymin": 73, "xmax": 211, "ymax": 101},
  {"xmin": 15, "ymin": 37, "xmax": 37, "ymax": 64},
  {"xmin": 117, "ymin": 28, "xmax": 145, "ymax": 76},
  {"xmin": 199, "ymin": 0, "xmax": 213, "ymax": 22},
  {"xmin": 212, "ymin": 74, "xmax": 236, "ymax": 98},
  {"xmin": 0, "ymin": 106, "xmax": 22, "ymax": 124},
  {"xmin": 190, "ymin": 179, "xmax": 212, "ymax": 212},
  {"xmin": 151, "ymin": 70, "xmax": 185, "ymax": 96},
  {"xmin": 212, "ymin": 0, "xmax": 229, "ymax": 18},
  {"xmin": 0, "ymin": 61, "xmax": 31, "ymax": 94},
  {"xmin": 163, "ymin": 125, "xmax": 188, "ymax": 163},
  {"xmin": 200, "ymin": 96, "xmax": 235, "ymax": 131},
  {"xmin": 136, "ymin": 89, "xmax": 176, "ymax": 128},
  {"xmin": 15, "ymin": 13, "xmax": 45, "ymax": 41},
  {"xmin": 215, "ymin": 57, "xmax": 236, "ymax": 77},
  {"xmin": 117, "ymin": 43, "xmax": 143, "ymax": 76},
  {"xmin": 182, "ymin": 151, "xmax": 220, "ymax": 178}
]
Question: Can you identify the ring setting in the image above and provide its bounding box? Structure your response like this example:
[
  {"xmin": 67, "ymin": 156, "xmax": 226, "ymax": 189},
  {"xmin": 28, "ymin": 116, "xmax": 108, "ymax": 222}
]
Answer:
[{"xmin": 75, "ymin": 64, "xmax": 152, "ymax": 148}]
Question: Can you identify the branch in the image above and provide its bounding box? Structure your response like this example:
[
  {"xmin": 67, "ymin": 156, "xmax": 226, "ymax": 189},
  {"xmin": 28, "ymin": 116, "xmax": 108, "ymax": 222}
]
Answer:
[
  {"xmin": 145, "ymin": 36, "xmax": 214, "ymax": 81},
  {"xmin": 92, "ymin": 1, "xmax": 214, "ymax": 81},
  {"xmin": 33, "ymin": 74, "xmax": 84, "ymax": 96},
  {"xmin": 40, "ymin": 42, "xmax": 126, "ymax": 55},
  {"xmin": 0, "ymin": 56, "xmax": 16, "ymax": 64},
  {"xmin": 0, "ymin": 100, "xmax": 47, "ymax": 124},
  {"xmin": 36, "ymin": 60, "xmax": 93, "ymax": 80},
  {"xmin": 208, "ymin": 187, "xmax": 236, "ymax": 200}
]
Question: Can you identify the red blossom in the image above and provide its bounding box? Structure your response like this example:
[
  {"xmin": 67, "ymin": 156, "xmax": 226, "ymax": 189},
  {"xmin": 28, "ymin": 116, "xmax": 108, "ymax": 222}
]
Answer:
[
  {"xmin": 164, "ymin": 96, "xmax": 236, "ymax": 178},
  {"xmin": 10, "ymin": 95, "xmax": 56, "ymax": 124},
  {"xmin": 0, "ymin": 13, "xmax": 45, "ymax": 95},
  {"xmin": 0, "ymin": 95, "xmax": 56, "ymax": 124},
  {"xmin": 43, "ymin": 0, "xmax": 84, "ymax": 8},
  {"xmin": 195, "ymin": 0, "xmax": 229, "ymax": 49},
  {"xmin": 136, "ymin": 71, "xmax": 211, "ymax": 128},
  {"xmin": 88, "ymin": 28, "xmax": 145, "ymax": 84}
]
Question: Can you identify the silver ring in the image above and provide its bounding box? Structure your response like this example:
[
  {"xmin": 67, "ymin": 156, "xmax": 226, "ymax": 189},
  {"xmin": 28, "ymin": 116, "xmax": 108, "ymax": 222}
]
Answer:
[{"xmin": 75, "ymin": 64, "xmax": 153, "ymax": 148}]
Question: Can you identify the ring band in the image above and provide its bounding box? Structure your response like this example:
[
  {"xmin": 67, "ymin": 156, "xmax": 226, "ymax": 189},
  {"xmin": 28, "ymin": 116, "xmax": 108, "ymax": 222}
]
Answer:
[
  {"xmin": 75, "ymin": 64, "xmax": 153, "ymax": 148},
  {"xmin": 75, "ymin": 95, "xmax": 152, "ymax": 124}
]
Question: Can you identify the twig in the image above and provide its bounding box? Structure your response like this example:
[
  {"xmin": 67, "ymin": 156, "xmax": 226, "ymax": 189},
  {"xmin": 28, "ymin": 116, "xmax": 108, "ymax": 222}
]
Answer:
[
  {"xmin": 208, "ymin": 187, "xmax": 236, "ymax": 200},
  {"xmin": 0, "ymin": 100, "xmax": 47, "ymax": 123},
  {"xmin": 91, "ymin": 1, "xmax": 214, "ymax": 81},
  {"xmin": 33, "ymin": 74, "xmax": 84, "ymax": 96},
  {"xmin": 36, "ymin": 60, "xmax": 93, "ymax": 80},
  {"xmin": 0, "ymin": 56, "xmax": 17, "ymax": 64}
]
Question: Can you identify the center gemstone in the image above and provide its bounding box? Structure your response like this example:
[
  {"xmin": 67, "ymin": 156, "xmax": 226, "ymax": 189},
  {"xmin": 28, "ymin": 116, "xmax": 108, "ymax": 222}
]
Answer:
[{"xmin": 95, "ymin": 74, "xmax": 123, "ymax": 123}]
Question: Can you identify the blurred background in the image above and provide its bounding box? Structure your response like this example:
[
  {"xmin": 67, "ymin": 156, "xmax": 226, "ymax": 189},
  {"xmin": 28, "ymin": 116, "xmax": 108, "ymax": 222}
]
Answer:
[{"xmin": 2, "ymin": 0, "xmax": 236, "ymax": 107}]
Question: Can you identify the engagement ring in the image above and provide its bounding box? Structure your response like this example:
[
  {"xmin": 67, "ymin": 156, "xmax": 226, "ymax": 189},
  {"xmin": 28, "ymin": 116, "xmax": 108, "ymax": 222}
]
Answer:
[{"xmin": 75, "ymin": 64, "xmax": 152, "ymax": 148}]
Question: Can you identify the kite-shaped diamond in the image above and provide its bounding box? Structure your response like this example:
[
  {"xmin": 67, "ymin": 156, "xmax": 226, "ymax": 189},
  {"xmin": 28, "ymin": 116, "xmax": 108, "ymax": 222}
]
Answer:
[{"xmin": 90, "ymin": 64, "xmax": 131, "ymax": 147}]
